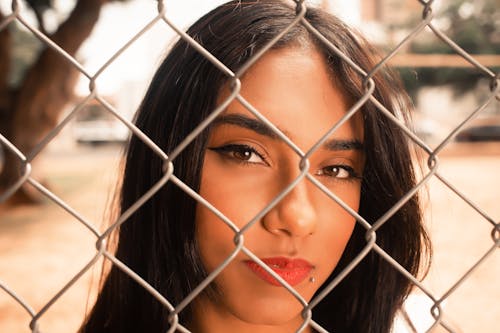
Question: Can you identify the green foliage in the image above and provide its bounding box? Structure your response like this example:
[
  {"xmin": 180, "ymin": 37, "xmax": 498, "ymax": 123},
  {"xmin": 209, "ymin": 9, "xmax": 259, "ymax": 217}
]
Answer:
[
  {"xmin": 394, "ymin": 0, "xmax": 499, "ymax": 96},
  {"xmin": 397, "ymin": 67, "xmax": 493, "ymax": 100},
  {"xmin": 412, "ymin": 0, "xmax": 499, "ymax": 54},
  {"xmin": 8, "ymin": 24, "xmax": 43, "ymax": 88},
  {"xmin": 25, "ymin": 0, "xmax": 53, "ymax": 11}
]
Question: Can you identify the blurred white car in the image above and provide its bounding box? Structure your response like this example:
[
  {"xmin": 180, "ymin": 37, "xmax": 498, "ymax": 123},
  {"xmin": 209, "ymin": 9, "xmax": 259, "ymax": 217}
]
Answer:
[{"xmin": 72, "ymin": 102, "xmax": 129, "ymax": 144}]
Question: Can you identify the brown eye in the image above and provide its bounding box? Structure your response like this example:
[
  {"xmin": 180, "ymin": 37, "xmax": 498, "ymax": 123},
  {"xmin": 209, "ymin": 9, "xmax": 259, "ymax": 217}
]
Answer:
[
  {"xmin": 317, "ymin": 165, "xmax": 356, "ymax": 179},
  {"xmin": 208, "ymin": 144, "xmax": 267, "ymax": 165},
  {"xmin": 233, "ymin": 149, "xmax": 253, "ymax": 161}
]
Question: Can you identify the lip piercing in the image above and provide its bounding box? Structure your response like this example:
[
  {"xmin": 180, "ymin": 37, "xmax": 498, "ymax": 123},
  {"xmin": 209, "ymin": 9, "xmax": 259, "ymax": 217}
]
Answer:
[{"xmin": 309, "ymin": 277, "xmax": 316, "ymax": 283}]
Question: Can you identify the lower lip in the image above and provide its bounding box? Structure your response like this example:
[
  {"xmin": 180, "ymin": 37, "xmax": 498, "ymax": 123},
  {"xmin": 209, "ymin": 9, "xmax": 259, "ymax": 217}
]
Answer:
[{"xmin": 245, "ymin": 258, "xmax": 313, "ymax": 287}]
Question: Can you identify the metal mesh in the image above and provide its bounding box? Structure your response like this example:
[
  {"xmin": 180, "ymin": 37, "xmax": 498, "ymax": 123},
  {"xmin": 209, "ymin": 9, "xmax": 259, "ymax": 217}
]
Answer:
[{"xmin": 0, "ymin": 0, "xmax": 498, "ymax": 332}]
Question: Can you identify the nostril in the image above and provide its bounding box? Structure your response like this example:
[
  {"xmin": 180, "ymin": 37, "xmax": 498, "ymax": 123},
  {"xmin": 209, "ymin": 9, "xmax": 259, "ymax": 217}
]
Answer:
[
  {"xmin": 261, "ymin": 180, "xmax": 317, "ymax": 237},
  {"xmin": 276, "ymin": 196, "xmax": 317, "ymax": 237}
]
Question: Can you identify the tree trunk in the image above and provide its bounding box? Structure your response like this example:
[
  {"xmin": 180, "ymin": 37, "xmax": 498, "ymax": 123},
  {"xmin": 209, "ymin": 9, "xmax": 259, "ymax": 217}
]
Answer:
[
  {"xmin": 0, "ymin": 0, "xmax": 109, "ymax": 205},
  {"xmin": 0, "ymin": 10, "xmax": 12, "ymax": 136}
]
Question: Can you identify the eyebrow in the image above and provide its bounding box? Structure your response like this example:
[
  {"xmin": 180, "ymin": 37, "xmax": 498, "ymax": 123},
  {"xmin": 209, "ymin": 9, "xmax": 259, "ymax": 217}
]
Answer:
[
  {"xmin": 324, "ymin": 138, "xmax": 364, "ymax": 151},
  {"xmin": 212, "ymin": 113, "xmax": 364, "ymax": 151},
  {"xmin": 212, "ymin": 113, "xmax": 280, "ymax": 138}
]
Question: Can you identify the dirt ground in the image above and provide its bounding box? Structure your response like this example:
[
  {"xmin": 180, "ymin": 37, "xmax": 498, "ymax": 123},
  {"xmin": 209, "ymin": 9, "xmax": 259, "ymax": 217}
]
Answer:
[{"xmin": 0, "ymin": 142, "xmax": 499, "ymax": 333}]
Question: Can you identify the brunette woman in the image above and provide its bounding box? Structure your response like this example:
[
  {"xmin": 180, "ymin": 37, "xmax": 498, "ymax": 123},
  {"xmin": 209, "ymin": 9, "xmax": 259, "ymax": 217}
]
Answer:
[{"xmin": 80, "ymin": 1, "xmax": 430, "ymax": 332}]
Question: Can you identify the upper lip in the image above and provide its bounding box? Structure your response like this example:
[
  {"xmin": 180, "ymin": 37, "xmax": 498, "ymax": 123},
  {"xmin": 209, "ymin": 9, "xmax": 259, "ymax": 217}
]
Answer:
[
  {"xmin": 244, "ymin": 256, "xmax": 314, "ymax": 286},
  {"xmin": 258, "ymin": 257, "xmax": 313, "ymax": 270}
]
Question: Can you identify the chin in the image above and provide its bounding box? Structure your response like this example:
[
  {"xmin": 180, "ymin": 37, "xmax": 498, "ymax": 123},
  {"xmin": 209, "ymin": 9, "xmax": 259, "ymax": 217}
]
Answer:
[{"xmin": 227, "ymin": 292, "xmax": 306, "ymax": 326}]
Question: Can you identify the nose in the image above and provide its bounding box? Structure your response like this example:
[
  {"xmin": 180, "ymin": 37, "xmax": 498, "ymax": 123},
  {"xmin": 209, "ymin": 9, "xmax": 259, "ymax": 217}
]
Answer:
[{"xmin": 262, "ymin": 179, "xmax": 317, "ymax": 237}]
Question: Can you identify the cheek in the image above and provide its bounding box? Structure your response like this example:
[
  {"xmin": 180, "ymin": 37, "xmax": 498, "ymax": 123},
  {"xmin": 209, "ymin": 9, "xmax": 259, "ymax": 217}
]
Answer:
[
  {"xmin": 195, "ymin": 207, "xmax": 232, "ymax": 273},
  {"xmin": 195, "ymin": 179, "xmax": 235, "ymax": 272},
  {"xmin": 318, "ymin": 208, "xmax": 356, "ymax": 262},
  {"xmin": 313, "ymin": 186, "xmax": 360, "ymax": 272},
  {"xmin": 197, "ymin": 154, "xmax": 271, "ymax": 224},
  {"xmin": 194, "ymin": 161, "xmax": 268, "ymax": 271}
]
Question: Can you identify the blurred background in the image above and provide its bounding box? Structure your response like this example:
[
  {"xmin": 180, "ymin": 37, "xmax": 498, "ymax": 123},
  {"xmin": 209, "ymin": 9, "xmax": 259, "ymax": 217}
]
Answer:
[{"xmin": 0, "ymin": 0, "xmax": 498, "ymax": 332}]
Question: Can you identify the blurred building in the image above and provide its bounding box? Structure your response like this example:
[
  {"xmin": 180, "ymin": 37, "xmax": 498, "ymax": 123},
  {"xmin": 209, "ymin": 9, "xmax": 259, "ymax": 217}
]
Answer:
[
  {"xmin": 361, "ymin": 0, "xmax": 421, "ymax": 25},
  {"xmin": 320, "ymin": 0, "xmax": 422, "ymax": 26}
]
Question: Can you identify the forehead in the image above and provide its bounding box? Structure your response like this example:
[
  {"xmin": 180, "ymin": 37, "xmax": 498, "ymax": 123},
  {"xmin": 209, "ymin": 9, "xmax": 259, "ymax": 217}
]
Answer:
[{"xmin": 217, "ymin": 47, "xmax": 363, "ymax": 150}]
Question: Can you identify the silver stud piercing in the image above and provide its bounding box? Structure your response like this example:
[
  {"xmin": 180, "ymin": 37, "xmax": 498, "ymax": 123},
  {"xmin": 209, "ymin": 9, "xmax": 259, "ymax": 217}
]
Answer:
[{"xmin": 309, "ymin": 277, "xmax": 316, "ymax": 283}]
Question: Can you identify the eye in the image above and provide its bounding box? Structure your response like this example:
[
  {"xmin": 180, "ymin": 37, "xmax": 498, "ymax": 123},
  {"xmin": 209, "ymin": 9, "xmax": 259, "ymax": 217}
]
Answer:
[
  {"xmin": 208, "ymin": 144, "xmax": 267, "ymax": 165},
  {"xmin": 316, "ymin": 165, "xmax": 359, "ymax": 180}
]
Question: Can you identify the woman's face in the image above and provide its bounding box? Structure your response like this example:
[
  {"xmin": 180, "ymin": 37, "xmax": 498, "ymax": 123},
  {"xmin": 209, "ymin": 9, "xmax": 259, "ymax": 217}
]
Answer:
[{"xmin": 193, "ymin": 47, "xmax": 365, "ymax": 332}]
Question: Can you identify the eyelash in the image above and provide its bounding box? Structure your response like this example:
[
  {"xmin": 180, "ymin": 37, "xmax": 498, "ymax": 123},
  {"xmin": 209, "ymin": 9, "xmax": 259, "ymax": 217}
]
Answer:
[
  {"xmin": 316, "ymin": 165, "xmax": 361, "ymax": 182},
  {"xmin": 208, "ymin": 144, "xmax": 362, "ymax": 181},
  {"xmin": 208, "ymin": 144, "xmax": 268, "ymax": 165}
]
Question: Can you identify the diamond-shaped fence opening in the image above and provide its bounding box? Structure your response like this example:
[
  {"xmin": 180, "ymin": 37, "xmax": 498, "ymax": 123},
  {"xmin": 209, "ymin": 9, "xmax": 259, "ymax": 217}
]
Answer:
[{"xmin": 0, "ymin": 1, "xmax": 499, "ymax": 333}]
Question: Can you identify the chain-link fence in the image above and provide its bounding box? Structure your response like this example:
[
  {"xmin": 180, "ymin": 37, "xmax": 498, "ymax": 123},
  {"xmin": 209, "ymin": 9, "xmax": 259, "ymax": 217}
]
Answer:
[{"xmin": 0, "ymin": 0, "xmax": 499, "ymax": 332}]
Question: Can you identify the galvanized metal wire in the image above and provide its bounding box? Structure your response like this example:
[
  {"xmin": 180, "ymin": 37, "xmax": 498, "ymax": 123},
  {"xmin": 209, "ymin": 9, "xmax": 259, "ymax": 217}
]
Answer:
[{"xmin": 0, "ymin": 1, "xmax": 498, "ymax": 332}]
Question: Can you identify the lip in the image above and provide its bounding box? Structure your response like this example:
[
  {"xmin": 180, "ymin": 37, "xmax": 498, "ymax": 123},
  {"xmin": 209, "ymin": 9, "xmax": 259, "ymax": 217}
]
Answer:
[{"xmin": 244, "ymin": 257, "xmax": 313, "ymax": 287}]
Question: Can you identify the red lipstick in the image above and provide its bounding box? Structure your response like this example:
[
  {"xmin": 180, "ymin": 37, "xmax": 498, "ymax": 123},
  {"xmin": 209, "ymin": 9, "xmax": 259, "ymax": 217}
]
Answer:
[{"xmin": 245, "ymin": 257, "xmax": 313, "ymax": 286}]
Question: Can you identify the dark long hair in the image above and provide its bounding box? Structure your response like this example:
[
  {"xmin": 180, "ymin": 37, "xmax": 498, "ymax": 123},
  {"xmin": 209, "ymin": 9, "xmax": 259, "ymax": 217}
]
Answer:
[{"xmin": 80, "ymin": 1, "xmax": 430, "ymax": 332}]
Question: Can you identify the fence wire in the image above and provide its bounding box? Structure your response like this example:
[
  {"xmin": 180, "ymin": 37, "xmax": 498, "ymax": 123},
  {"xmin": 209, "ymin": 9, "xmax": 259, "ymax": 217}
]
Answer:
[{"xmin": 0, "ymin": 0, "xmax": 499, "ymax": 333}]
